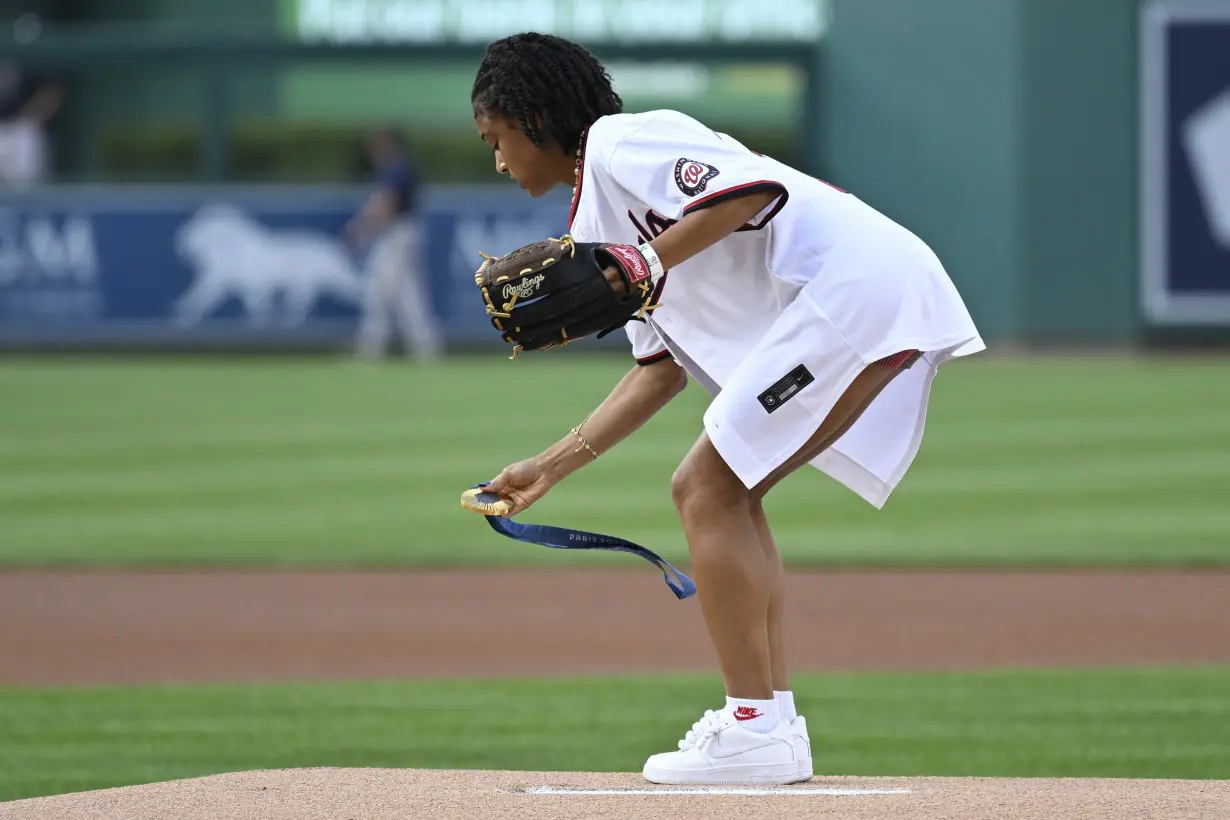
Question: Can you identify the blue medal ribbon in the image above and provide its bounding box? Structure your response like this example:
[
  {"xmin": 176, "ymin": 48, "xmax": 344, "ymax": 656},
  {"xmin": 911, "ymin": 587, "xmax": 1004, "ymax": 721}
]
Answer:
[{"xmin": 468, "ymin": 486, "xmax": 697, "ymax": 600}]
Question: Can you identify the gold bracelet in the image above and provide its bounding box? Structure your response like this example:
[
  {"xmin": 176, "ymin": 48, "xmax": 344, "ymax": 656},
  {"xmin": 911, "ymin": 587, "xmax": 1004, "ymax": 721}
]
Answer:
[{"xmin": 570, "ymin": 420, "xmax": 600, "ymax": 461}]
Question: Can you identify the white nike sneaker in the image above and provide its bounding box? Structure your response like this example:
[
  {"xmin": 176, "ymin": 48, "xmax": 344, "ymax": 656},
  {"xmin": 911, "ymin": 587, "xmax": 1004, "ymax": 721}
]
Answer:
[
  {"xmin": 642, "ymin": 707, "xmax": 805, "ymax": 785},
  {"xmin": 788, "ymin": 715, "xmax": 813, "ymax": 781},
  {"xmin": 667, "ymin": 709, "xmax": 813, "ymax": 781}
]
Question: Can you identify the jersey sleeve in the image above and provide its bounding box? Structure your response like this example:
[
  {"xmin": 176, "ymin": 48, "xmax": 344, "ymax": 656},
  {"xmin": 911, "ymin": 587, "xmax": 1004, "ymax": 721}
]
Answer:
[
  {"xmin": 594, "ymin": 112, "xmax": 789, "ymax": 227},
  {"xmin": 625, "ymin": 319, "xmax": 671, "ymax": 366}
]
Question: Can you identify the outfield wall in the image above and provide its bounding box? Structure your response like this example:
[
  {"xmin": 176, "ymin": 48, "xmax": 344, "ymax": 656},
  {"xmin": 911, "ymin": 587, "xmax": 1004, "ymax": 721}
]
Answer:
[
  {"xmin": 9, "ymin": 1, "xmax": 1230, "ymax": 350},
  {"xmin": 0, "ymin": 184, "xmax": 582, "ymax": 351},
  {"xmin": 820, "ymin": 0, "xmax": 1141, "ymax": 344}
]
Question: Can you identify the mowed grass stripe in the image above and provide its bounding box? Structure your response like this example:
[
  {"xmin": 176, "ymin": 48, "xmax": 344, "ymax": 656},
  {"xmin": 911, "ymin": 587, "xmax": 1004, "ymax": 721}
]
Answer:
[
  {"xmin": 10, "ymin": 447, "xmax": 1222, "ymax": 510},
  {"xmin": 1, "ymin": 355, "xmax": 1228, "ymax": 567},
  {"xmin": 0, "ymin": 667, "xmax": 1227, "ymax": 802},
  {"xmin": 5, "ymin": 409, "xmax": 1226, "ymax": 477}
]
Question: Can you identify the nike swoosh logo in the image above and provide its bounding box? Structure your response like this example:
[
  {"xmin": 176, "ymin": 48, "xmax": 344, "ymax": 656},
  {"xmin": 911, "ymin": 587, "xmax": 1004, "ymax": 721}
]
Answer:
[{"xmin": 705, "ymin": 738, "xmax": 789, "ymax": 760}]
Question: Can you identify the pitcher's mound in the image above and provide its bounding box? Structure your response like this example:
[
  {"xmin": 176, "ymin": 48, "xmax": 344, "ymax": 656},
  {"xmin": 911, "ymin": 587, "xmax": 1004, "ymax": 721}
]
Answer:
[{"xmin": 1, "ymin": 768, "xmax": 1225, "ymax": 820}]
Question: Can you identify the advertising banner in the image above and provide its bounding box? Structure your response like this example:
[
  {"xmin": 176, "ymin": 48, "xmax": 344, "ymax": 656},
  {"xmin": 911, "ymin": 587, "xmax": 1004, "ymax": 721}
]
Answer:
[
  {"xmin": 1141, "ymin": 0, "xmax": 1230, "ymax": 325},
  {"xmin": 0, "ymin": 184, "xmax": 604, "ymax": 351}
]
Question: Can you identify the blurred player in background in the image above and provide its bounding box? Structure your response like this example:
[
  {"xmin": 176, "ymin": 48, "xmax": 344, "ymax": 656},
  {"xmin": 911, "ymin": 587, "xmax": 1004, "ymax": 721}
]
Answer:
[
  {"xmin": 0, "ymin": 54, "xmax": 63, "ymax": 187},
  {"xmin": 347, "ymin": 126, "xmax": 443, "ymax": 361}
]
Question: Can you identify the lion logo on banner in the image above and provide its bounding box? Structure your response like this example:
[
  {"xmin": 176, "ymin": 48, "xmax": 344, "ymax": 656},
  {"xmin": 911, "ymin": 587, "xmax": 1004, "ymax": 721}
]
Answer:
[
  {"xmin": 1183, "ymin": 88, "xmax": 1230, "ymax": 248},
  {"xmin": 172, "ymin": 203, "xmax": 364, "ymax": 327}
]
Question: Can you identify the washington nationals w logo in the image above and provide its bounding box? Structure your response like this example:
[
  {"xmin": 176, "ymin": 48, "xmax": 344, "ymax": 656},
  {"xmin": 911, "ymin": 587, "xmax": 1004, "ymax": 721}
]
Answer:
[{"xmin": 674, "ymin": 158, "xmax": 719, "ymax": 196}]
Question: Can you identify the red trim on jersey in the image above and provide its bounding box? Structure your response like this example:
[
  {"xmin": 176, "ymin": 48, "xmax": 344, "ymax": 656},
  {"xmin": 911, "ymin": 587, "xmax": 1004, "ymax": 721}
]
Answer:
[
  {"xmin": 567, "ymin": 130, "xmax": 589, "ymax": 230},
  {"xmin": 872, "ymin": 349, "xmax": 922, "ymax": 370},
  {"xmin": 568, "ymin": 165, "xmax": 586, "ymax": 230},
  {"xmin": 636, "ymin": 350, "xmax": 673, "ymax": 366},
  {"xmin": 681, "ymin": 181, "xmax": 788, "ymax": 231},
  {"xmin": 749, "ymin": 149, "xmax": 848, "ymax": 194}
]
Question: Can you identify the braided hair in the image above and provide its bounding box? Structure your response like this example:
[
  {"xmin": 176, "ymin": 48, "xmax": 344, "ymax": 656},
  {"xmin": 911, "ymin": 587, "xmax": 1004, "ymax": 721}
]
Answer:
[{"xmin": 472, "ymin": 33, "xmax": 623, "ymax": 155}]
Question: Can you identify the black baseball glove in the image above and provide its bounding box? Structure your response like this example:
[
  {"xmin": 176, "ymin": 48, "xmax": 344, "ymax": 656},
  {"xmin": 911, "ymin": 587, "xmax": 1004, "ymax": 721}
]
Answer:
[{"xmin": 474, "ymin": 234, "xmax": 662, "ymax": 358}]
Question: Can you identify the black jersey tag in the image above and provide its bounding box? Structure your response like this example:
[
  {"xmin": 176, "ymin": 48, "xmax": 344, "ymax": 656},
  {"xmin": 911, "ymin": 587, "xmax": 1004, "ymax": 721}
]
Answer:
[{"xmin": 757, "ymin": 364, "xmax": 814, "ymax": 414}]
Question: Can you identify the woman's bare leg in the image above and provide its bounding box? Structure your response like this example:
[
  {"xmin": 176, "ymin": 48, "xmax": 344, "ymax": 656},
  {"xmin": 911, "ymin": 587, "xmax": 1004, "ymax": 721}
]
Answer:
[{"xmin": 671, "ymin": 363, "xmax": 904, "ymax": 699}]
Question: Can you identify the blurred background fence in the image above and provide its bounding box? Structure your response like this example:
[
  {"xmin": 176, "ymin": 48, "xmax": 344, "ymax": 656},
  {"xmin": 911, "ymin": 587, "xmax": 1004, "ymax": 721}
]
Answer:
[{"xmin": 0, "ymin": 0, "xmax": 1226, "ymax": 352}]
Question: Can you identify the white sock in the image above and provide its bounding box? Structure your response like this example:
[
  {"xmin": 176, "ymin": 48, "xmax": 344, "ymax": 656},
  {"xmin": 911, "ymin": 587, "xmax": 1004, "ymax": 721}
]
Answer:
[
  {"xmin": 775, "ymin": 690, "xmax": 797, "ymax": 723},
  {"xmin": 725, "ymin": 696, "xmax": 779, "ymax": 734}
]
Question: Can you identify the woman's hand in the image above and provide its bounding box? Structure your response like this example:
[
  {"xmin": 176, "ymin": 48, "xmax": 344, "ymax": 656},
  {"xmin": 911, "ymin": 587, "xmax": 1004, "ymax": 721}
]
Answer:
[
  {"xmin": 482, "ymin": 357, "xmax": 688, "ymax": 518},
  {"xmin": 603, "ymin": 265, "xmax": 627, "ymax": 296},
  {"xmin": 485, "ymin": 456, "xmax": 558, "ymax": 517}
]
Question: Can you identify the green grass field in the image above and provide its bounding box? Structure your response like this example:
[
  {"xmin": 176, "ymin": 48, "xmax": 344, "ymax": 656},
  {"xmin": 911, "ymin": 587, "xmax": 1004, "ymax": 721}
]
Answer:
[
  {"xmin": 3, "ymin": 354, "xmax": 1230, "ymax": 803},
  {"xmin": 2, "ymin": 667, "xmax": 1228, "ymax": 802},
  {"xmin": 3, "ymin": 354, "xmax": 1229, "ymax": 567}
]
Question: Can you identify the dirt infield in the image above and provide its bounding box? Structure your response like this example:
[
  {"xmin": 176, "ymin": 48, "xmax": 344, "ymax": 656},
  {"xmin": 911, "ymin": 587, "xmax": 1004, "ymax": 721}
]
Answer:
[
  {"xmin": 3, "ymin": 568, "xmax": 1229, "ymax": 685},
  {"xmin": 1, "ymin": 768, "xmax": 1226, "ymax": 820},
  {"xmin": 4, "ymin": 569, "xmax": 1229, "ymax": 819}
]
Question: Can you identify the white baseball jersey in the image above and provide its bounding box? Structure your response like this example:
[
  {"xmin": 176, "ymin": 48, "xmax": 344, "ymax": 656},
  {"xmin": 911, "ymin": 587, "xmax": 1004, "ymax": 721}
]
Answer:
[
  {"xmin": 569, "ymin": 109, "xmax": 982, "ymax": 380},
  {"xmin": 568, "ymin": 109, "xmax": 985, "ymax": 505}
]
